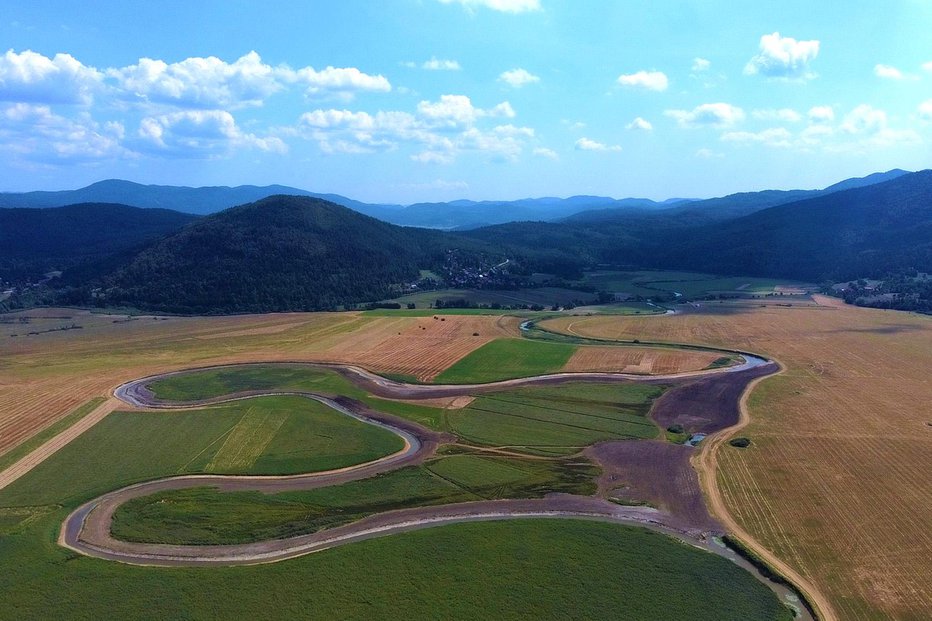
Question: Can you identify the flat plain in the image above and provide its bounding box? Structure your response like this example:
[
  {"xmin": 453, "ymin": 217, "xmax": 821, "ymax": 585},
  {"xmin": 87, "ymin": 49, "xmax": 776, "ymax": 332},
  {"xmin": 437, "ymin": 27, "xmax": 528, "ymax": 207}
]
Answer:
[{"xmin": 542, "ymin": 296, "xmax": 932, "ymax": 621}]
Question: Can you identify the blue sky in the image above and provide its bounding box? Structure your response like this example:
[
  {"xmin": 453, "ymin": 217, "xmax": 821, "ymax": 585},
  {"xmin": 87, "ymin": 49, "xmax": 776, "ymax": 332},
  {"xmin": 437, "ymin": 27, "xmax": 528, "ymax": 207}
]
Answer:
[{"xmin": 1, "ymin": 0, "xmax": 931, "ymax": 203}]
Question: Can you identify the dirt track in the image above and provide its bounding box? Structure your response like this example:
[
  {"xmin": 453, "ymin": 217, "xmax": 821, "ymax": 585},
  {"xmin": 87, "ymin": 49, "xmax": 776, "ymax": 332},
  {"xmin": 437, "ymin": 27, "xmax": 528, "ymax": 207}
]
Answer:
[{"xmin": 693, "ymin": 362, "xmax": 838, "ymax": 621}]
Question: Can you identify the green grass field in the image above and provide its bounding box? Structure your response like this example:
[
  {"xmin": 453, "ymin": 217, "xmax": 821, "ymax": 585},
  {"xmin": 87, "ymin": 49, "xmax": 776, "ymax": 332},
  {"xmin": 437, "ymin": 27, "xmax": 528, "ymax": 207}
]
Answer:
[
  {"xmin": 111, "ymin": 454, "xmax": 599, "ymax": 545},
  {"xmin": 0, "ymin": 396, "xmax": 402, "ymax": 507},
  {"xmin": 385, "ymin": 286, "xmax": 598, "ymax": 309},
  {"xmin": 146, "ymin": 364, "xmax": 450, "ymax": 431},
  {"xmin": 0, "ymin": 512, "xmax": 791, "ymax": 621},
  {"xmin": 574, "ymin": 269, "xmax": 810, "ymax": 301},
  {"xmin": 448, "ymin": 382, "xmax": 662, "ymax": 454},
  {"xmin": 433, "ymin": 338, "xmax": 577, "ymax": 384}
]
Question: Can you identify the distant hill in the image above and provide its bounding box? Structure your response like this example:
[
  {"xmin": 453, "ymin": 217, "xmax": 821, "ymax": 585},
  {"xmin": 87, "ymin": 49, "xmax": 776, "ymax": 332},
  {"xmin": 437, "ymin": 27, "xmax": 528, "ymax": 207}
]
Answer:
[
  {"xmin": 654, "ymin": 170, "xmax": 932, "ymax": 281},
  {"xmin": 0, "ymin": 203, "xmax": 197, "ymax": 281},
  {"xmin": 0, "ymin": 180, "xmax": 679, "ymax": 230},
  {"xmin": 566, "ymin": 169, "xmax": 910, "ymax": 224},
  {"xmin": 0, "ymin": 179, "xmax": 405, "ymax": 220},
  {"xmin": 77, "ymin": 195, "xmax": 456, "ymax": 313}
]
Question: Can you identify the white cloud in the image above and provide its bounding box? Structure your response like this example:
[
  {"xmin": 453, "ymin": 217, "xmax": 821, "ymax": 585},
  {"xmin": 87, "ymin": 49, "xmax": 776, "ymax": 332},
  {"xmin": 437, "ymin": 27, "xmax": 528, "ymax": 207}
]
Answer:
[
  {"xmin": 110, "ymin": 52, "xmax": 389, "ymax": 108},
  {"xmin": 290, "ymin": 65, "xmax": 391, "ymax": 98},
  {"xmin": 808, "ymin": 105, "xmax": 834, "ymax": 124},
  {"xmin": 617, "ymin": 70, "xmax": 668, "ymax": 91},
  {"xmin": 721, "ymin": 127, "xmax": 793, "ymax": 148},
  {"xmin": 840, "ymin": 104, "xmax": 887, "ymax": 135},
  {"xmin": 626, "ymin": 117, "xmax": 653, "ymax": 131},
  {"xmin": 416, "ymin": 94, "xmax": 514, "ymax": 128},
  {"xmin": 692, "ymin": 58, "xmax": 711, "ymax": 72},
  {"xmin": 0, "ymin": 103, "xmax": 124, "ymax": 162},
  {"xmin": 399, "ymin": 178, "xmax": 469, "ymax": 191},
  {"xmin": 437, "ymin": 0, "xmax": 540, "ymax": 13},
  {"xmin": 919, "ymin": 100, "xmax": 932, "ymax": 122},
  {"xmin": 665, "ymin": 103, "xmax": 745, "ymax": 128},
  {"xmin": 744, "ymin": 32, "xmax": 820, "ymax": 80},
  {"xmin": 874, "ymin": 64, "xmax": 904, "ymax": 80},
  {"xmin": 0, "ymin": 49, "xmax": 102, "ymax": 104},
  {"xmin": 752, "ymin": 108, "xmax": 801, "ymax": 123},
  {"xmin": 137, "ymin": 109, "xmax": 286, "ymax": 157},
  {"xmin": 422, "ymin": 57, "xmax": 461, "ymax": 71},
  {"xmin": 575, "ymin": 137, "xmax": 621, "ymax": 152},
  {"xmin": 297, "ymin": 95, "xmax": 532, "ymax": 162},
  {"xmin": 532, "ymin": 147, "xmax": 558, "ymax": 159},
  {"xmin": 499, "ymin": 68, "xmax": 540, "ymax": 87},
  {"xmin": 695, "ymin": 148, "xmax": 724, "ymax": 159}
]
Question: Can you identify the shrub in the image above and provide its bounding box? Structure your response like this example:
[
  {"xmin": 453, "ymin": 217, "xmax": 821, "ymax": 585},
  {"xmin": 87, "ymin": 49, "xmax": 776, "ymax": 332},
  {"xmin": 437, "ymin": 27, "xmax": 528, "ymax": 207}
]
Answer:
[{"xmin": 729, "ymin": 437, "xmax": 751, "ymax": 448}]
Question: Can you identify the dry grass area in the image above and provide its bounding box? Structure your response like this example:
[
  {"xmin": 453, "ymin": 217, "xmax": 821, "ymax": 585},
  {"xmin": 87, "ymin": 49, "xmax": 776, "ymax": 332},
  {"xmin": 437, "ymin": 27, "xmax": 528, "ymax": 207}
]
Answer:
[
  {"xmin": 543, "ymin": 298, "xmax": 932, "ymax": 621},
  {"xmin": 562, "ymin": 346, "xmax": 721, "ymax": 374},
  {"xmin": 313, "ymin": 314, "xmax": 521, "ymax": 381},
  {"xmin": 0, "ymin": 310, "xmax": 518, "ymax": 459}
]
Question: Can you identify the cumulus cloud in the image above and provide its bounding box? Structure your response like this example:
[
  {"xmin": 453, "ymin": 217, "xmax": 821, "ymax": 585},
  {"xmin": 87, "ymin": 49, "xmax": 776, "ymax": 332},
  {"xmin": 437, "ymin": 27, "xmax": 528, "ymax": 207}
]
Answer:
[
  {"xmin": 137, "ymin": 109, "xmax": 286, "ymax": 157},
  {"xmin": 665, "ymin": 103, "xmax": 745, "ymax": 128},
  {"xmin": 808, "ymin": 105, "xmax": 834, "ymax": 124},
  {"xmin": 297, "ymin": 94, "xmax": 532, "ymax": 162},
  {"xmin": 0, "ymin": 102, "xmax": 124, "ymax": 162},
  {"xmin": 752, "ymin": 108, "xmax": 801, "ymax": 123},
  {"xmin": 840, "ymin": 104, "xmax": 887, "ymax": 134},
  {"xmin": 574, "ymin": 137, "xmax": 621, "ymax": 152},
  {"xmin": 692, "ymin": 58, "xmax": 711, "ymax": 72},
  {"xmin": 109, "ymin": 51, "xmax": 389, "ymax": 107},
  {"xmin": 422, "ymin": 58, "xmax": 461, "ymax": 71},
  {"xmin": 626, "ymin": 117, "xmax": 653, "ymax": 131},
  {"xmin": 617, "ymin": 70, "xmax": 668, "ymax": 91},
  {"xmin": 498, "ymin": 68, "xmax": 540, "ymax": 87},
  {"xmin": 919, "ymin": 100, "xmax": 932, "ymax": 122},
  {"xmin": 874, "ymin": 64, "xmax": 904, "ymax": 80},
  {"xmin": 721, "ymin": 127, "xmax": 793, "ymax": 148},
  {"xmin": 744, "ymin": 32, "xmax": 819, "ymax": 80},
  {"xmin": 532, "ymin": 147, "xmax": 558, "ymax": 159},
  {"xmin": 291, "ymin": 65, "xmax": 391, "ymax": 98},
  {"xmin": 437, "ymin": 0, "xmax": 540, "ymax": 13},
  {"xmin": 0, "ymin": 49, "xmax": 102, "ymax": 104},
  {"xmin": 923, "ymin": 61, "xmax": 932, "ymax": 73}
]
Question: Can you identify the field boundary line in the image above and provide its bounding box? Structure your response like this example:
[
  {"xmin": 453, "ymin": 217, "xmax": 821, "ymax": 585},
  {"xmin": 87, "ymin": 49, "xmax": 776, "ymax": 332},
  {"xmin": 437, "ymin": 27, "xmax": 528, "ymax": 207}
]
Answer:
[
  {"xmin": 0, "ymin": 397, "xmax": 121, "ymax": 492},
  {"xmin": 693, "ymin": 359, "xmax": 838, "ymax": 621}
]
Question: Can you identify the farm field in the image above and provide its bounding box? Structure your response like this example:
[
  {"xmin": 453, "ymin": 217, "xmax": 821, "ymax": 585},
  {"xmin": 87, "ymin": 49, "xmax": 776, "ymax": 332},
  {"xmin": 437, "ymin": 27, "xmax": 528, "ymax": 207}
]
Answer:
[
  {"xmin": 0, "ymin": 512, "xmax": 792, "ymax": 621},
  {"xmin": 0, "ymin": 309, "xmax": 525, "ymax": 458},
  {"xmin": 574, "ymin": 270, "xmax": 813, "ymax": 300},
  {"xmin": 0, "ymin": 396, "xmax": 403, "ymax": 507},
  {"xmin": 0, "ymin": 348, "xmax": 793, "ymax": 620},
  {"xmin": 542, "ymin": 297, "xmax": 932, "ymax": 621},
  {"xmin": 386, "ymin": 286, "xmax": 599, "ymax": 309},
  {"xmin": 447, "ymin": 382, "xmax": 662, "ymax": 454},
  {"xmin": 434, "ymin": 338, "xmax": 576, "ymax": 383},
  {"xmin": 563, "ymin": 345, "xmax": 723, "ymax": 374}
]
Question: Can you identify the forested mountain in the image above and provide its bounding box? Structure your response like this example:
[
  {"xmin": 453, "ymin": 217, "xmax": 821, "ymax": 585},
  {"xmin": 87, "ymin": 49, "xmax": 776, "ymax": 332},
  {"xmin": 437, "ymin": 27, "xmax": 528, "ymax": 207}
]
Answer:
[
  {"xmin": 0, "ymin": 203, "xmax": 197, "ymax": 281},
  {"xmin": 467, "ymin": 170, "xmax": 932, "ymax": 282},
  {"xmin": 64, "ymin": 196, "xmax": 463, "ymax": 314},
  {"xmin": 654, "ymin": 170, "xmax": 932, "ymax": 281}
]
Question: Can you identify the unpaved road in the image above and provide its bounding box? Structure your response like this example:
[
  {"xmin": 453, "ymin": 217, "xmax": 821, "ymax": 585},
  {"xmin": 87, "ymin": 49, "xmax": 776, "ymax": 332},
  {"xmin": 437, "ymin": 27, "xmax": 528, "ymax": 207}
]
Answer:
[{"xmin": 693, "ymin": 362, "xmax": 837, "ymax": 621}]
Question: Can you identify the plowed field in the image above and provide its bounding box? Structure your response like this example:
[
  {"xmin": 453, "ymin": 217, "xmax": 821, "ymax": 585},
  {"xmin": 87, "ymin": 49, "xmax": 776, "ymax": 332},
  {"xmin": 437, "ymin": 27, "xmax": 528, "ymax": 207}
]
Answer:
[{"xmin": 543, "ymin": 297, "xmax": 932, "ymax": 621}]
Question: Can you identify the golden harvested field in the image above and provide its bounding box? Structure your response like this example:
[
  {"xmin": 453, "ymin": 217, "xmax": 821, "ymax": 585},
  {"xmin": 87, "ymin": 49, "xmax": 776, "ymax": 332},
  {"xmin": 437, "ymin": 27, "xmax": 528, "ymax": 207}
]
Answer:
[
  {"xmin": 314, "ymin": 314, "xmax": 522, "ymax": 381},
  {"xmin": 0, "ymin": 310, "xmax": 520, "ymax": 458},
  {"xmin": 562, "ymin": 345, "xmax": 721, "ymax": 374},
  {"xmin": 543, "ymin": 297, "xmax": 932, "ymax": 621}
]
